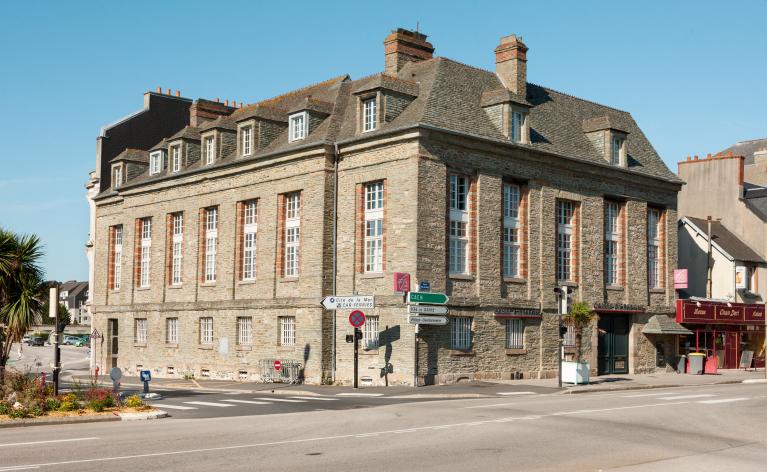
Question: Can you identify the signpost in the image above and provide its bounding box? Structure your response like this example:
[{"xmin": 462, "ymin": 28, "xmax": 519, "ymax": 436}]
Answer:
[
  {"xmin": 348, "ymin": 310, "xmax": 365, "ymax": 389},
  {"xmin": 140, "ymin": 369, "xmax": 152, "ymax": 394},
  {"xmin": 408, "ymin": 315, "xmax": 448, "ymax": 325},
  {"xmin": 321, "ymin": 296, "xmax": 374, "ymax": 310},
  {"xmin": 408, "ymin": 305, "xmax": 448, "ymax": 315},
  {"xmin": 406, "ymin": 292, "xmax": 449, "ymax": 305},
  {"xmin": 394, "ymin": 272, "xmax": 411, "ymax": 293}
]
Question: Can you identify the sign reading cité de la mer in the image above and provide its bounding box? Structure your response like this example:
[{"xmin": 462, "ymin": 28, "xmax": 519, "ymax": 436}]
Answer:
[
  {"xmin": 321, "ymin": 296, "xmax": 374, "ymax": 310},
  {"xmin": 676, "ymin": 300, "xmax": 765, "ymax": 325}
]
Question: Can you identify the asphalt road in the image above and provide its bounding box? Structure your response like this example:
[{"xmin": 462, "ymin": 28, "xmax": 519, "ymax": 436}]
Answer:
[
  {"xmin": 6, "ymin": 343, "xmax": 89, "ymax": 377},
  {"xmin": 1, "ymin": 382, "xmax": 766, "ymax": 471}
]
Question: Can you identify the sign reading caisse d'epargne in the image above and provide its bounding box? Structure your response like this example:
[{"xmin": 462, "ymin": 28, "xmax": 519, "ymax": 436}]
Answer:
[{"xmin": 321, "ymin": 295, "xmax": 374, "ymax": 310}]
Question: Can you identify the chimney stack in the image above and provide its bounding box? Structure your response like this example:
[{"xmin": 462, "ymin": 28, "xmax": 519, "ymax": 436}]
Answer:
[
  {"xmin": 384, "ymin": 28, "xmax": 434, "ymax": 75},
  {"xmin": 495, "ymin": 34, "xmax": 528, "ymax": 98}
]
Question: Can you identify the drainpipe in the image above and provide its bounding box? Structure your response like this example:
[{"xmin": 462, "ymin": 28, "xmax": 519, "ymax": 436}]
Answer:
[
  {"xmin": 706, "ymin": 216, "xmax": 712, "ymax": 299},
  {"xmin": 331, "ymin": 143, "xmax": 340, "ymax": 382}
]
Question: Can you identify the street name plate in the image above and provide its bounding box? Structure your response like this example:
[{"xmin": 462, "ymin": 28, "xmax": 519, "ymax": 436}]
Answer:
[
  {"xmin": 408, "ymin": 315, "xmax": 448, "ymax": 325},
  {"xmin": 321, "ymin": 295, "xmax": 375, "ymax": 310},
  {"xmin": 408, "ymin": 304, "xmax": 448, "ymax": 315}
]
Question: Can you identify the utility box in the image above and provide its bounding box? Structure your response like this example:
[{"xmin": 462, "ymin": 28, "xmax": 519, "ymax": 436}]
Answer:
[{"xmin": 688, "ymin": 353, "xmax": 706, "ymax": 375}]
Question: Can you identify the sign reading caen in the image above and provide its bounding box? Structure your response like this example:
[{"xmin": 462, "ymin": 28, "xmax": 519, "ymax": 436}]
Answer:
[{"xmin": 676, "ymin": 300, "xmax": 765, "ymax": 325}]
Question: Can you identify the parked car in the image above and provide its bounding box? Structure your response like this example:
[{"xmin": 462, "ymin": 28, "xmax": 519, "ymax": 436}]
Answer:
[
  {"xmin": 26, "ymin": 336, "xmax": 45, "ymax": 347},
  {"xmin": 62, "ymin": 335, "xmax": 81, "ymax": 345},
  {"xmin": 22, "ymin": 334, "xmax": 31, "ymax": 344},
  {"xmin": 74, "ymin": 336, "xmax": 89, "ymax": 347}
]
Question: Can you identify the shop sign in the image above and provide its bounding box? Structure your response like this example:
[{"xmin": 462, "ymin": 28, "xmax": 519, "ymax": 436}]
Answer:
[
  {"xmin": 593, "ymin": 302, "xmax": 645, "ymax": 313},
  {"xmin": 676, "ymin": 300, "xmax": 765, "ymax": 325},
  {"xmin": 745, "ymin": 306, "xmax": 765, "ymax": 323},
  {"xmin": 494, "ymin": 307, "xmax": 542, "ymax": 319}
]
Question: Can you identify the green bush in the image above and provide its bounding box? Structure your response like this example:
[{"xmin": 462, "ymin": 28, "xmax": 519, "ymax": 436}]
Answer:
[
  {"xmin": 124, "ymin": 395, "xmax": 144, "ymax": 409},
  {"xmin": 0, "ymin": 401, "xmax": 10, "ymax": 415},
  {"xmin": 44, "ymin": 397, "xmax": 61, "ymax": 411},
  {"xmin": 89, "ymin": 400, "xmax": 105, "ymax": 412},
  {"xmin": 58, "ymin": 393, "xmax": 79, "ymax": 411},
  {"xmin": 29, "ymin": 404, "xmax": 45, "ymax": 417},
  {"xmin": 8, "ymin": 407, "xmax": 28, "ymax": 419}
]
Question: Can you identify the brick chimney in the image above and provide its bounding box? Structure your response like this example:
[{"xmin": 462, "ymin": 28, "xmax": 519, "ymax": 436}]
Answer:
[
  {"xmin": 189, "ymin": 99, "xmax": 235, "ymax": 127},
  {"xmin": 384, "ymin": 28, "xmax": 434, "ymax": 75},
  {"xmin": 495, "ymin": 34, "xmax": 528, "ymax": 98}
]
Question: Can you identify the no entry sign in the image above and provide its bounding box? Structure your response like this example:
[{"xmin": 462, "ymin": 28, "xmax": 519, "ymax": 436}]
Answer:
[
  {"xmin": 273, "ymin": 360, "xmax": 282, "ymax": 371},
  {"xmin": 349, "ymin": 310, "xmax": 366, "ymax": 328}
]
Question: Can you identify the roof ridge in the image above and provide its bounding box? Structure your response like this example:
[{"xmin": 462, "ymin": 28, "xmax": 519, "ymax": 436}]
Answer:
[
  {"xmin": 252, "ymin": 74, "xmax": 350, "ymax": 109},
  {"xmin": 732, "ymin": 137, "xmax": 767, "ymax": 145}
]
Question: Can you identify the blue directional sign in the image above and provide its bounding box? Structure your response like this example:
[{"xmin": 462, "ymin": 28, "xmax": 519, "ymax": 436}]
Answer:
[{"xmin": 140, "ymin": 370, "xmax": 152, "ymax": 382}]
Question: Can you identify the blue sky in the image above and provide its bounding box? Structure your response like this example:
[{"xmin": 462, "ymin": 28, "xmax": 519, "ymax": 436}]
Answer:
[{"xmin": 1, "ymin": 0, "xmax": 765, "ymax": 282}]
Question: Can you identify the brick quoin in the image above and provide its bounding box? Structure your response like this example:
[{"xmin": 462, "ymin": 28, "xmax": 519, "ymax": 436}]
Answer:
[
  {"xmin": 572, "ymin": 202, "xmax": 580, "ymax": 285},
  {"xmin": 107, "ymin": 226, "xmax": 115, "ymax": 289},
  {"xmin": 619, "ymin": 202, "xmax": 627, "ymax": 287},
  {"xmin": 133, "ymin": 218, "xmax": 141, "ymax": 287},
  {"xmin": 468, "ymin": 177, "xmax": 478, "ymax": 275},
  {"xmin": 198, "ymin": 208, "xmax": 205, "ymax": 284},
  {"xmin": 658, "ymin": 207, "xmax": 667, "ymax": 289},
  {"xmin": 275, "ymin": 194, "xmax": 285, "ymax": 277},
  {"xmin": 519, "ymin": 184, "xmax": 529, "ymax": 278},
  {"xmin": 235, "ymin": 201, "xmax": 244, "ymax": 280},
  {"xmin": 382, "ymin": 179, "xmax": 388, "ymax": 271},
  {"xmin": 165, "ymin": 213, "xmax": 173, "ymax": 285},
  {"xmin": 355, "ymin": 183, "xmax": 364, "ymax": 273}
]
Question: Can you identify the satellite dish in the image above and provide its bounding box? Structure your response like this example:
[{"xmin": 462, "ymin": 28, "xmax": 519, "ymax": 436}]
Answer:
[{"xmin": 109, "ymin": 367, "xmax": 122, "ymax": 381}]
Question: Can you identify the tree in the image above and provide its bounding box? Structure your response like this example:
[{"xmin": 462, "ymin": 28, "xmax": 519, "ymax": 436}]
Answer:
[
  {"xmin": 563, "ymin": 301, "xmax": 595, "ymax": 363},
  {"xmin": 0, "ymin": 228, "xmax": 44, "ymax": 385}
]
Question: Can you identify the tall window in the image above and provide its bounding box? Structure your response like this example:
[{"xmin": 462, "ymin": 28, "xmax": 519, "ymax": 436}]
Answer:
[
  {"xmin": 139, "ymin": 218, "xmax": 152, "ymax": 288},
  {"xmin": 112, "ymin": 166, "xmax": 122, "ymax": 188},
  {"xmin": 279, "ymin": 316, "xmax": 295, "ymax": 346},
  {"xmin": 604, "ymin": 201, "xmax": 620, "ymax": 286},
  {"xmin": 134, "ymin": 318, "xmax": 147, "ymax": 344},
  {"xmin": 171, "ymin": 145, "xmax": 181, "ymax": 172},
  {"xmin": 199, "ymin": 317, "xmax": 213, "ymax": 345},
  {"xmin": 449, "ymin": 175, "xmax": 469, "ymax": 275},
  {"xmin": 166, "ymin": 318, "xmax": 179, "ymax": 344},
  {"xmin": 110, "ymin": 225, "xmax": 123, "ymax": 290},
  {"xmin": 284, "ymin": 193, "xmax": 301, "ymax": 277},
  {"xmin": 451, "ymin": 317, "xmax": 472, "ymax": 350},
  {"xmin": 556, "ymin": 201, "xmax": 575, "ymax": 282},
  {"xmin": 511, "ymin": 111, "xmax": 524, "ymax": 143},
  {"xmin": 503, "ymin": 183, "xmax": 521, "ymax": 278},
  {"xmin": 363, "ymin": 98, "xmax": 377, "ymax": 132},
  {"xmin": 242, "ymin": 125, "xmax": 253, "ymax": 156},
  {"xmin": 363, "ymin": 315, "xmax": 380, "ymax": 349},
  {"xmin": 611, "ymin": 137, "xmax": 623, "ymax": 166},
  {"xmin": 237, "ymin": 316, "xmax": 252, "ymax": 345},
  {"xmin": 149, "ymin": 151, "xmax": 162, "ymax": 175},
  {"xmin": 204, "ymin": 207, "xmax": 218, "ymax": 282},
  {"xmin": 647, "ymin": 208, "xmax": 661, "ymax": 289},
  {"xmin": 243, "ymin": 201, "xmax": 258, "ymax": 280},
  {"xmin": 506, "ymin": 319, "xmax": 524, "ymax": 349},
  {"xmin": 171, "ymin": 213, "xmax": 183, "ymax": 286},
  {"xmin": 204, "ymin": 136, "xmax": 215, "ymax": 165},
  {"xmin": 289, "ymin": 113, "xmax": 307, "ymax": 142},
  {"xmin": 364, "ymin": 181, "xmax": 384, "ymax": 272}
]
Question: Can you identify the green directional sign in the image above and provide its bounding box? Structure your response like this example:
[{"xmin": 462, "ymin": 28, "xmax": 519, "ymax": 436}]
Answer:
[{"xmin": 407, "ymin": 292, "xmax": 449, "ymax": 305}]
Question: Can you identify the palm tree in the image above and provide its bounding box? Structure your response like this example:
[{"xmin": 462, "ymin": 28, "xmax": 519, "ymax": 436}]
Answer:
[
  {"xmin": 0, "ymin": 228, "xmax": 44, "ymax": 385},
  {"xmin": 563, "ymin": 301, "xmax": 595, "ymax": 363}
]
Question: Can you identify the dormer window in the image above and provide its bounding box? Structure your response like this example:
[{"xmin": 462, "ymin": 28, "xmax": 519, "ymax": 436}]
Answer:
[
  {"xmin": 111, "ymin": 165, "xmax": 123, "ymax": 188},
  {"xmin": 289, "ymin": 112, "xmax": 307, "ymax": 142},
  {"xmin": 363, "ymin": 98, "xmax": 377, "ymax": 132},
  {"xmin": 204, "ymin": 135, "xmax": 215, "ymax": 165},
  {"xmin": 241, "ymin": 125, "xmax": 253, "ymax": 156},
  {"xmin": 171, "ymin": 145, "xmax": 182, "ymax": 172},
  {"xmin": 511, "ymin": 111, "xmax": 525, "ymax": 143},
  {"xmin": 149, "ymin": 151, "xmax": 164, "ymax": 175},
  {"xmin": 611, "ymin": 136, "xmax": 625, "ymax": 166}
]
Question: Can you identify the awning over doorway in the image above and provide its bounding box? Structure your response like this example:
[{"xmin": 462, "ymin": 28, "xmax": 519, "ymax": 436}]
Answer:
[{"xmin": 642, "ymin": 315, "xmax": 693, "ymax": 335}]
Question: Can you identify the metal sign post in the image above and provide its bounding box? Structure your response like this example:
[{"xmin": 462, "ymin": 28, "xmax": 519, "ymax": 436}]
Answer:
[
  {"xmin": 349, "ymin": 310, "xmax": 366, "ymax": 389},
  {"xmin": 49, "ymin": 286, "xmax": 60, "ymax": 396}
]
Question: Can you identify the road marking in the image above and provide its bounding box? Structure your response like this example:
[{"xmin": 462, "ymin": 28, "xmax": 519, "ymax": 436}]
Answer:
[
  {"xmin": 698, "ymin": 397, "xmax": 749, "ymax": 404},
  {"xmin": 222, "ymin": 399, "xmax": 271, "ymax": 405},
  {"xmin": 150, "ymin": 404, "xmax": 198, "ymax": 410},
  {"xmin": 657, "ymin": 394, "xmax": 715, "ymax": 400},
  {"xmin": 497, "ymin": 391, "xmax": 536, "ymax": 396},
  {"xmin": 183, "ymin": 401, "xmax": 235, "ymax": 407},
  {"xmin": 336, "ymin": 393, "xmax": 384, "ymax": 397},
  {"xmin": 0, "ymin": 437, "xmax": 98, "ymax": 448},
  {"xmin": 253, "ymin": 397, "xmax": 306, "ymax": 403},
  {"xmin": 0, "ymin": 466, "xmax": 41, "ymax": 471},
  {"xmin": 622, "ymin": 392, "xmax": 671, "ymax": 398},
  {"xmin": 290, "ymin": 396, "xmax": 338, "ymax": 401}
]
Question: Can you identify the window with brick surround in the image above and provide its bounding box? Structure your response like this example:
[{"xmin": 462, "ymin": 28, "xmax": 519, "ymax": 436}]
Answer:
[
  {"xmin": 604, "ymin": 201, "xmax": 621, "ymax": 286},
  {"xmin": 279, "ymin": 316, "xmax": 295, "ymax": 346},
  {"xmin": 451, "ymin": 316, "xmax": 472, "ymax": 350},
  {"xmin": 364, "ymin": 181, "xmax": 384, "ymax": 273},
  {"xmin": 237, "ymin": 316, "xmax": 252, "ymax": 345},
  {"xmin": 289, "ymin": 112, "xmax": 307, "ymax": 142},
  {"xmin": 166, "ymin": 318, "xmax": 178, "ymax": 344},
  {"xmin": 139, "ymin": 218, "xmax": 152, "ymax": 288},
  {"xmin": 199, "ymin": 317, "xmax": 213, "ymax": 345},
  {"xmin": 241, "ymin": 125, "xmax": 253, "ymax": 156},
  {"xmin": 204, "ymin": 207, "xmax": 218, "ymax": 283},
  {"xmin": 503, "ymin": 183, "xmax": 521, "ymax": 278},
  {"xmin": 284, "ymin": 193, "xmax": 301, "ymax": 277},
  {"xmin": 363, "ymin": 315, "xmax": 379, "ymax": 349},
  {"xmin": 556, "ymin": 201, "xmax": 576, "ymax": 283},
  {"xmin": 134, "ymin": 318, "xmax": 147, "ymax": 344},
  {"xmin": 109, "ymin": 225, "xmax": 123, "ymax": 290},
  {"xmin": 647, "ymin": 208, "xmax": 663, "ymax": 289},
  {"xmin": 204, "ymin": 135, "xmax": 215, "ymax": 165},
  {"xmin": 242, "ymin": 200, "xmax": 258, "ymax": 280},
  {"xmin": 506, "ymin": 318, "xmax": 524, "ymax": 349},
  {"xmin": 449, "ymin": 175, "xmax": 470, "ymax": 275},
  {"xmin": 171, "ymin": 145, "xmax": 182, "ymax": 172},
  {"xmin": 171, "ymin": 213, "xmax": 183, "ymax": 286},
  {"xmin": 363, "ymin": 98, "xmax": 377, "ymax": 132}
]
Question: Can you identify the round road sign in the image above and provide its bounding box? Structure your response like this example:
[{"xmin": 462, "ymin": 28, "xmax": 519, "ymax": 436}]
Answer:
[
  {"xmin": 349, "ymin": 310, "xmax": 366, "ymax": 328},
  {"xmin": 274, "ymin": 360, "xmax": 282, "ymax": 371}
]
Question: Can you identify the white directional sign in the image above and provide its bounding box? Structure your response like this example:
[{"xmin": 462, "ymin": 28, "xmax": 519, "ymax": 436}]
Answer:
[
  {"xmin": 408, "ymin": 315, "xmax": 449, "ymax": 326},
  {"xmin": 408, "ymin": 304, "xmax": 448, "ymax": 315},
  {"xmin": 321, "ymin": 295, "xmax": 375, "ymax": 310}
]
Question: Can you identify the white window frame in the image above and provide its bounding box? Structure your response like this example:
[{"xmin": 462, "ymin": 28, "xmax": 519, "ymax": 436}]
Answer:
[
  {"xmin": 511, "ymin": 111, "xmax": 524, "ymax": 143},
  {"xmin": 647, "ymin": 208, "xmax": 661, "ymax": 289},
  {"xmin": 556, "ymin": 201, "xmax": 575, "ymax": 282},
  {"xmin": 112, "ymin": 165, "xmax": 122, "ymax": 188},
  {"xmin": 563, "ymin": 322, "xmax": 576, "ymax": 347},
  {"xmin": 149, "ymin": 151, "xmax": 163, "ymax": 175},
  {"xmin": 506, "ymin": 318, "xmax": 524, "ymax": 349},
  {"xmin": 134, "ymin": 318, "xmax": 147, "ymax": 344},
  {"xmin": 166, "ymin": 317, "xmax": 179, "ymax": 344},
  {"xmin": 363, "ymin": 315, "xmax": 380, "ymax": 349},
  {"xmin": 362, "ymin": 97, "xmax": 377, "ymax": 132},
  {"xmin": 279, "ymin": 316, "xmax": 296, "ymax": 346},
  {"xmin": 364, "ymin": 181, "xmax": 384, "ymax": 273},
  {"xmin": 503, "ymin": 183, "xmax": 521, "ymax": 278},
  {"xmin": 611, "ymin": 136, "xmax": 624, "ymax": 166},
  {"xmin": 243, "ymin": 201, "xmax": 258, "ymax": 281},
  {"xmin": 241, "ymin": 125, "xmax": 253, "ymax": 156},
  {"xmin": 451, "ymin": 316, "xmax": 472, "ymax": 350},
  {"xmin": 113, "ymin": 225, "xmax": 122, "ymax": 290},
  {"xmin": 604, "ymin": 201, "xmax": 620, "ymax": 286},
  {"xmin": 284, "ymin": 193, "xmax": 301, "ymax": 277},
  {"xmin": 171, "ymin": 145, "xmax": 182, "ymax": 173},
  {"xmin": 204, "ymin": 135, "xmax": 216, "ymax": 165},
  {"xmin": 289, "ymin": 112, "xmax": 307, "ymax": 142},
  {"xmin": 171, "ymin": 213, "xmax": 183, "ymax": 286},
  {"xmin": 199, "ymin": 317, "xmax": 213, "ymax": 345},
  {"xmin": 140, "ymin": 218, "xmax": 152, "ymax": 288},
  {"xmin": 204, "ymin": 207, "xmax": 217, "ymax": 283},
  {"xmin": 449, "ymin": 175, "xmax": 470, "ymax": 275},
  {"xmin": 237, "ymin": 316, "xmax": 252, "ymax": 345}
]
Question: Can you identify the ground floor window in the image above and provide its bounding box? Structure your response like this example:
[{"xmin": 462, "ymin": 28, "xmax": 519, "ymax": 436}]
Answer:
[
  {"xmin": 451, "ymin": 317, "xmax": 472, "ymax": 350},
  {"xmin": 200, "ymin": 317, "xmax": 213, "ymax": 345},
  {"xmin": 505, "ymin": 319, "xmax": 524, "ymax": 349},
  {"xmin": 134, "ymin": 318, "xmax": 147, "ymax": 344},
  {"xmin": 280, "ymin": 316, "xmax": 295, "ymax": 346},
  {"xmin": 237, "ymin": 316, "xmax": 252, "ymax": 345},
  {"xmin": 363, "ymin": 315, "xmax": 379, "ymax": 349},
  {"xmin": 166, "ymin": 318, "xmax": 178, "ymax": 344}
]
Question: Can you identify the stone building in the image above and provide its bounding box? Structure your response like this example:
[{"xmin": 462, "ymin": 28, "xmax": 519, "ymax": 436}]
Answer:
[{"xmin": 89, "ymin": 28, "xmax": 681, "ymax": 385}]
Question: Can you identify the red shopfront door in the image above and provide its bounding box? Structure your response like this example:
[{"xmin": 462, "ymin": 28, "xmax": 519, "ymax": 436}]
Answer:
[{"xmin": 725, "ymin": 332, "xmax": 739, "ymax": 369}]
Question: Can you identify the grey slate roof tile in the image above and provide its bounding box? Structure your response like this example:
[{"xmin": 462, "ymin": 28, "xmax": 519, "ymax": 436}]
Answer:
[{"xmin": 686, "ymin": 216, "xmax": 766, "ymax": 263}]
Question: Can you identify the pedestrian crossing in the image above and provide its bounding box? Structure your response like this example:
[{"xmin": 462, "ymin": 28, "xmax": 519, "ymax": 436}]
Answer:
[
  {"xmin": 150, "ymin": 394, "xmax": 345, "ymax": 411},
  {"xmin": 621, "ymin": 391, "xmax": 755, "ymax": 405}
]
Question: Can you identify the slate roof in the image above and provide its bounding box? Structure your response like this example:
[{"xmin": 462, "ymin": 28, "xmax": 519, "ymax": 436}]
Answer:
[
  {"xmin": 720, "ymin": 138, "xmax": 767, "ymax": 165},
  {"xmin": 112, "ymin": 148, "xmax": 149, "ymax": 163},
  {"xmin": 686, "ymin": 217, "xmax": 766, "ymax": 263},
  {"xmin": 169, "ymin": 126, "xmax": 201, "ymax": 141},
  {"xmin": 642, "ymin": 315, "xmax": 692, "ymax": 335}
]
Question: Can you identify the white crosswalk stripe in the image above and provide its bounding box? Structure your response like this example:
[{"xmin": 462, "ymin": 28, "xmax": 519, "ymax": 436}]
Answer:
[
  {"xmin": 290, "ymin": 396, "xmax": 338, "ymax": 401},
  {"xmin": 497, "ymin": 392, "xmax": 536, "ymax": 396},
  {"xmin": 657, "ymin": 394, "xmax": 715, "ymax": 401},
  {"xmin": 150, "ymin": 403, "xmax": 198, "ymax": 410},
  {"xmin": 253, "ymin": 397, "xmax": 307, "ymax": 403},
  {"xmin": 622, "ymin": 392, "xmax": 670, "ymax": 398},
  {"xmin": 184, "ymin": 401, "xmax": 235, "ymax": 407},
  {"xmin": 336, "ymin": 393, "xmax": 384, "ymax": 397},
  {"xmin": 698, "ymin": 397, "xmax": 749, "ymax": 404},
  {"xmin": 222, "ymin": 399, "xmax": 272, "ymax": 405}
]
